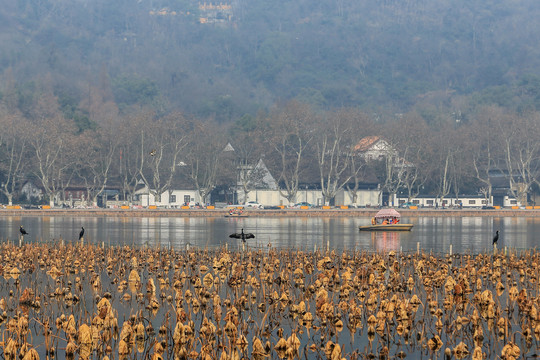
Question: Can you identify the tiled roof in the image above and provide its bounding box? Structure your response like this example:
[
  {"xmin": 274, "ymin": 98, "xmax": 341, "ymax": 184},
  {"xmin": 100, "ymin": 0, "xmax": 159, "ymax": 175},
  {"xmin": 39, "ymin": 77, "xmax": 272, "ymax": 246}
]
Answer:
[{"xmin": 354, "ymin": 136, "xmax": 381, "ymax": 152}]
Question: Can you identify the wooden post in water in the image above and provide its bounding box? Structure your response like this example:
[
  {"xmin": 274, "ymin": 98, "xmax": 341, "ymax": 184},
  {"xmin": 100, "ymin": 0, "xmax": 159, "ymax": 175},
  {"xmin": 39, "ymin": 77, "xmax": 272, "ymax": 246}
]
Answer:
[
  {"xmin": 449, "ymin": 244, "xmax": 452, "ymax": 256},
  {"xmin": 417, "ymin": 242, "xmax": 420, "ymax": 255},
  {"xmin": 19, "ymin": 234, "xmax": 23, "ymax": 247}
]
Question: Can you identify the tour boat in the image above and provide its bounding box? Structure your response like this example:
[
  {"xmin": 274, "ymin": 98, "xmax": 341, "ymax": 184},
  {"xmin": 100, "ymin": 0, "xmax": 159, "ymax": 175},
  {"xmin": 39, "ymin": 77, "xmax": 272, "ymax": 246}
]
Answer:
[{"xmin": 359, "ymin": 208, "xmax": 413, "ymax": 231}]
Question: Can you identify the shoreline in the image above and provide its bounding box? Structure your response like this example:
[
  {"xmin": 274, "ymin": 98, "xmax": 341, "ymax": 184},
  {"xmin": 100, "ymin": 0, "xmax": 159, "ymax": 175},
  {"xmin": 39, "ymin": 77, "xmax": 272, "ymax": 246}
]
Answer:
[{"xmin": 1, "ymin": 208, "xmax": 539, "ymax": 217}]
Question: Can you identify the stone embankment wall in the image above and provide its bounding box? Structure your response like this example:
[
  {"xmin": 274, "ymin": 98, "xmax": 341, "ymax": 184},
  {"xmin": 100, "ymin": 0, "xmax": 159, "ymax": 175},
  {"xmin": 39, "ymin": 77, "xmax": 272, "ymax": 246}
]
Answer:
[{"xmin": 1, "ymin": 208, "xmax": 539, "ymax": 217}]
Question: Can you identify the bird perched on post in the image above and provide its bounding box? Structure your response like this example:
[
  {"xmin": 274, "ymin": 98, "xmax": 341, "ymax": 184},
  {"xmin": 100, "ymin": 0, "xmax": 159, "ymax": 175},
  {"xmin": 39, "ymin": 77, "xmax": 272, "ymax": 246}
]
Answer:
[
  {"xmin": 20, "ymin": 226, "xmax": 28, "ymax": 236},
  {"xmin": 79, "ymin": 227, "xmax": 85, "ymax": 241},
  {"xmin": 492, "ymin": 230, "xmax": 499, "ymax": 245},
  {"xmin": 229, "ymin": 228, "xmax": 255, "ymax": 243}
]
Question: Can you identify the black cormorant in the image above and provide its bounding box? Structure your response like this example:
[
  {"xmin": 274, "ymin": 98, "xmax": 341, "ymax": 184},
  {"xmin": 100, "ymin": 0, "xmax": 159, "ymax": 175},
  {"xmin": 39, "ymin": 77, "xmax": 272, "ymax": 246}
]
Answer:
[
  {"xmin": 19, "ymin": 226, "xmax": 28, "ymax": 236},
  {"xmin": 79, "ymin": 227, "xmax": 85, "ymax": 240},
  {"xmin": 229, "ymin": 228, "xmax": 255, "ymax": 243},
  {"xmin": 493, "ymin": 230, "xmax": 499, "ymax": 245}
]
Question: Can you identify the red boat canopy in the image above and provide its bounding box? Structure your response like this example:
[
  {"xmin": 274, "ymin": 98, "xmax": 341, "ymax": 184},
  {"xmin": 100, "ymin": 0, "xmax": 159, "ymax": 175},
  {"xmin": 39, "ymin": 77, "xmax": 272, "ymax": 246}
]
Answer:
[{"xmin": 374, "ymin": 208, "xmax": 401, "ymax": 219}]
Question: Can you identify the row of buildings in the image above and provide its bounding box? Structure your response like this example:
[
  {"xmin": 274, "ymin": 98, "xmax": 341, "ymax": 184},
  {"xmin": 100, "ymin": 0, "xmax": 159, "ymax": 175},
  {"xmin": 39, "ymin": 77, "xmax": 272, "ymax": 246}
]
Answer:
[{"xmin": 13, "ymin": 136, "xmax": 527, "ymax": 209}]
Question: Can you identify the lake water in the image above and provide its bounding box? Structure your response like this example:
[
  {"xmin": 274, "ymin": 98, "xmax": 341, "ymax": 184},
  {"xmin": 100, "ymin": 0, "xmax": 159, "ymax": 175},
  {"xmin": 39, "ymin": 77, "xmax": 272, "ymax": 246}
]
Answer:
[{"xmin": 3, "ymin": 214, "xmax": 540, "ymax": 253}]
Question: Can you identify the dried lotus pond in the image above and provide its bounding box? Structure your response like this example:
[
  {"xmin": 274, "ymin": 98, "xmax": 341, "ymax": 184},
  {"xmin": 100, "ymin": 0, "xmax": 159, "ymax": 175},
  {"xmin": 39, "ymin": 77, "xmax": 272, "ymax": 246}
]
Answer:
[{"xmin": 0, "ymin": 241, "xmax": 539, "ymax": 359}]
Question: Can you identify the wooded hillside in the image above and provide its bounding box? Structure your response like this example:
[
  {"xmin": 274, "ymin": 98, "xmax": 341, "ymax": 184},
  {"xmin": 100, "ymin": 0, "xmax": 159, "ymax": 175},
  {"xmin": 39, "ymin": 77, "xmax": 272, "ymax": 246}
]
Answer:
[{"xmin": 2, "ymin": 0, "xmax": 540, "ymax": 121}]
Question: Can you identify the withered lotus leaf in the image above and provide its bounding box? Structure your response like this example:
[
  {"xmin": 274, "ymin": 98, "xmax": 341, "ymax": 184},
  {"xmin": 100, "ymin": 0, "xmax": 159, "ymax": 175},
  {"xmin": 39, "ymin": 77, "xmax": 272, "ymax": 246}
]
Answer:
[
  {"xmin": 472, "ymin": 346, "xmax": 483, "ymax": 360},
  {"xmin": 128, "ymin": 269, "xmax": 140, "ymax": 283},
  {"xmin": 324, "ymin": 341, "xmax": 335, "ymax": 358},
  {"xmin": 118, "ymin": 339, "xmax": 130, "ymax": 355},
  {"xmin": 330, "ymin": 343, "xmax": 341, "ymax": 360},
  {"xmin": 5, "ymin": 338, "xmax": 17, "ymax": 359},
  {"xmin": 119, "ymin": 322, "xmax": 132, "ymax": 342},
  {"xmin": 203, "ymin": 273, "xmax": 213, "ymax": 289},
  {"xmin": 287, "ymin": 333, "xmax": 301, "ymax": 353},
  {"xmin": 21, "ymin": 348, "xmax": 39, "ymax": 360},
  {"xmin": 454, "ymin": 341, "xmax": 469, "ymax": 359},
  {"xmin": 78, "ymin": 324, "xmax": 92, "ymax": 345},
  {"xmin": 427, "ymin": 335, "xmax": 443, "ymax": 351},
  {"xmin": 501, "ymin": 342, "xmax": 520, "ymax": 360},
  {"xmin": 65, "ymin": 341, "xmax": 77, "ymax": 357},
  {"xmin": 173, "ymin": 322, "xmax": 183, "ymax": 345},
  {"xmin": 252, "ymin": 337, "xmax": 269, "ymax": 359}
]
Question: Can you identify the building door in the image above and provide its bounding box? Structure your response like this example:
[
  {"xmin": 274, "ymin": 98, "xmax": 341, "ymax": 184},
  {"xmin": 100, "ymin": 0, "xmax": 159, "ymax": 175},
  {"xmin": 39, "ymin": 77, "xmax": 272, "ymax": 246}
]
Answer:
[{"xmin": 492, "ymin": 195, "xmax": 504, "ymax": 207}]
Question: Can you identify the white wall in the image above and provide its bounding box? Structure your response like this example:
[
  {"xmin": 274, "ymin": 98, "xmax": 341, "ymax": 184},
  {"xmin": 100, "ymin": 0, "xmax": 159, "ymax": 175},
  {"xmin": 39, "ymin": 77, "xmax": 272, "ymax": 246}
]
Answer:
[
  {"xmin": 335, "ymin": 189, "xmax": 381, "ymax": 207},
  {"xmin": 139, "ymin": 190, "xmax": 202, "ymax": 207},
  {"xmin": 138, "ymin": 187, "xmax": 383, "ymax": 207},
  {"xmin": 244, "ymin": 189, "xmax": 381, "ymax": 207},
  {"xmin": 393, "ymin": 195, "xmax": 522, "ymax": 208}
]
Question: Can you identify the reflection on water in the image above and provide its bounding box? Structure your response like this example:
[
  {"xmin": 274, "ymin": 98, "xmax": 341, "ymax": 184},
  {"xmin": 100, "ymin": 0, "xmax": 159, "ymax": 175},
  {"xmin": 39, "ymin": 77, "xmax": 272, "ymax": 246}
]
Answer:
[
  {"xmin": 371, "ymin": 231, "xmax": 401, "ymax": 252},
  {"xmin": 1, "ymin": 215, "xmax": 540, "ymax": 253}
]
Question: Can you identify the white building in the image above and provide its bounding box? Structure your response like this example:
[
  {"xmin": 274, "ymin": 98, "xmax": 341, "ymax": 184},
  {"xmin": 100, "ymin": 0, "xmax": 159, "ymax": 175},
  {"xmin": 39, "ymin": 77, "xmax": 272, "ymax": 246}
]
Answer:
[
  {"xmin": 354, "ymin": 136, "xmax": 396, "ymax": 162},
  {"xmin": 135, "ymin": 186, "xmax": 203, "ymax": 207},
  {"xmin": 393, "ymin": 194, "xmax": 522, "ymax": 208}
]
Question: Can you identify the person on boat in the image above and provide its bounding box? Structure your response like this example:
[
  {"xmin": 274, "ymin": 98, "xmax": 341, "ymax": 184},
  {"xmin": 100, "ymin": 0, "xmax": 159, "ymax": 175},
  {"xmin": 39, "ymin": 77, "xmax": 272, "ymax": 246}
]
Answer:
[
  {"xmin": 382, "ymin": 219, "xmax": 388, "ymax": 225},
  {"xmin": 371, "ymin": 217, "xmax": 376, "ymax": 225}
]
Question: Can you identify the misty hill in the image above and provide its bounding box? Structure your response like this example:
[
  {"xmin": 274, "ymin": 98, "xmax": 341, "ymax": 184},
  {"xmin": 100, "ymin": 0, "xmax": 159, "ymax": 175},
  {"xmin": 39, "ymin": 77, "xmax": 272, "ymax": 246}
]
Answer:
[{"xmin": 2, "ymin": 0, "xmax": 540, "ymax": 121}]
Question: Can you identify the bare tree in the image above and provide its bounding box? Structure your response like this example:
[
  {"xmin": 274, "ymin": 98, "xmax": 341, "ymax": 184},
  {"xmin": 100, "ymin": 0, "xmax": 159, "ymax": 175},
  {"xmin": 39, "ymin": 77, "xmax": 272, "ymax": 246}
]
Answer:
[
  {"xmin": 435, "ymin": 152, "xmax": 452, "ymax": 205},
  {"xmin": 139, "ymin": 112, "xmax": 190, "ymax": 203},
  {"xmin": 29, "ymin": 115, "xmax": 78, "ymax": 207},
  {"xmin": 229, "ymin": 127, "xmax": 266, "ymax": 203},
  {"xmin": 76, "ymin": 124, "xmax": 118, "ymax": 206},
  {"xmin": 0, "ymin": 112, "xmax": 29, "ymax": 205},
  {"xmin": 185, "ymin": 121, "xmax": 226, "ymax": 204},
  {"xmin": 383, "ymin": 111, "xmax": 431, "ymax": 203},
  {"xmin": 315, "ymin": 109, "xmax": 360, "ymax": 205},
  {"xmin": 498, "ymin": 112, "xmax": 540, "ymax": 205},
  {"xmin": 345, "ymin": 154, "xmax": 368, "ymax": 205},
  {"xmin": 382, "ymin": 151, "xmax": 408, "ymax": 206},
  {"xmin": 116, "ymin": 112, "xmax": 148, "ymax": 204},
  {"xmin": 470, "ymin": 107, "xmax": 505, "ymax": 205},
  {"xmin": 266, "ymin": 101, "xmax": 315, "ymax": 205}
]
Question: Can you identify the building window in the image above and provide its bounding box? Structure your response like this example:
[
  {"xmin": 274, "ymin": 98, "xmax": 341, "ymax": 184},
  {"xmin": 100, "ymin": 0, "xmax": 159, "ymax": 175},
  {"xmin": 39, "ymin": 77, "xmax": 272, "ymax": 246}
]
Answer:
[
  {"xmin": 469, "ymin": 200, "xmax": 476, "ymax": 204},
  {"xmin": 481, "ymin": 200, "xmax": 487, "ymax": 204},
  {"xmin": 426, "ymin": 200, "xmax": 434, "ymax": 205},
  {"xmin": 170, "ymin": 195, "xmax": 176, "ymax": 203},
  {"xmin": 510, "ymin": 200, "xmax": 517, "ymax": 204},
  {"xmin": 184, "ymin": 195, "xmax": 191, "ymax": 204}
]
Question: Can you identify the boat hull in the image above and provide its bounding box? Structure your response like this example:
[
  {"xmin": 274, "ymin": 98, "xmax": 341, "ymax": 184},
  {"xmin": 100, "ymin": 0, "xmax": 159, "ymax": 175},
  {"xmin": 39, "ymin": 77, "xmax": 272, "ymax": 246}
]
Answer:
[{"xmin": 359, "ymin": 224, "xmax": 414, "ymax": 231}]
